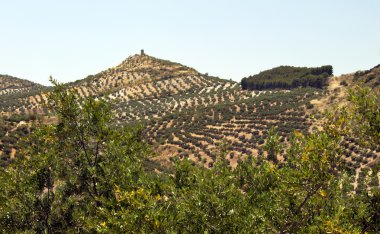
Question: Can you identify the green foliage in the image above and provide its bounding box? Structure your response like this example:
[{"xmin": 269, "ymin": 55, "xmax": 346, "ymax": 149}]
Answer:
[
  {"xmin": 264, "ymin": 127, "xmax": 282, "ymax": 163},
  {"xmin": 0, "ymin": 78, "xmax": 150, "ymax": 232},
  {"xmin": 241, "ymin": 65, "xmax": 333, "ymax": 90},
  {"xmin": 347, "ymin": 87, "xmax": 380, "ymax": 145},
  {"xmin": 327, "ymin": 86, "xmax": 380, "ymax": 147}
]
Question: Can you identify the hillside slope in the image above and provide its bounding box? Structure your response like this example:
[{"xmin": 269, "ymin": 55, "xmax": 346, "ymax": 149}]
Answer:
[
  {"xmin": 0, "ymin": 54, "xmax": 378, "ymax": 183},
  {"xmin": 353, "ymin": 64, "xmax": 380, "ymax": 92},
  {"xmin": 0, "ymin": 74, "xmax": 42, "ymax": 94}
]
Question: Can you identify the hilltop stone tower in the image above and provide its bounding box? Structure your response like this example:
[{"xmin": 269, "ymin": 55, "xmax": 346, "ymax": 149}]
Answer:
[{"xmin": 141, "ymin": 49, "xmax": 145, "ymax": 56}]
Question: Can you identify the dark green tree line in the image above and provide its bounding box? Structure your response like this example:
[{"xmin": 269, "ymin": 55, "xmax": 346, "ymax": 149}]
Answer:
[{"xmin": 241, "ymin": 65, "xmax": 333, "ymax": 90}]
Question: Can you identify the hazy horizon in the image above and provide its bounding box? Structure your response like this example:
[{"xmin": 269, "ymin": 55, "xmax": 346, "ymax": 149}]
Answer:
[{"xmin": 1, "ymin": 0, "xmax": 379, "ymax": 86}]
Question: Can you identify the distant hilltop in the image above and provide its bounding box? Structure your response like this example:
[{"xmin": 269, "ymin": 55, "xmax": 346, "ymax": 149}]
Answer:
[{"xmin": 241, "ymin": 65, "xmax": 333, "ymax": 90}]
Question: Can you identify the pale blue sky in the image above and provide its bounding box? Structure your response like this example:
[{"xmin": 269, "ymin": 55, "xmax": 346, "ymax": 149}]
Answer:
[{"xmin": 1, "ymin": 0, "xmax": 379, "ymax": 85}]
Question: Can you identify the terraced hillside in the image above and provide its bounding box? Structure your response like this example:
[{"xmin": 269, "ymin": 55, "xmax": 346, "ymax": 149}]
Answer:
[
  {"xmin": 0, "ymin": 53, "xmax": 236, "ymax": 165},
  {"xmin": 0, "ymin": 54, "xmax": 379, "ymax": 187},
  {"xmin": 141, "ymin": 88, "xmax": 320, "ymax": 167},
  {"xmin": 0, "ymin": 54, "xmax": 231, "ymax": 117},
  {"xmin": 0, "ymin": 74, "xmax": 42, "ymax": 95},
  {"xmin": 0, "ymin": 74, "xmax": 50, "ymax": 116},
  {"xmin": 70, "ymin": 54, "xmax": 201, "ymax": 98},
  {"xmin": 63, "ymin": 53, "xmax": 327, "ymax": 168}
]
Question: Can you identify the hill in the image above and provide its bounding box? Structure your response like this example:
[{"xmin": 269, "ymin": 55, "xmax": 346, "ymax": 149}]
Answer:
[
  {"xmin": 0, "ymin": 53, "xmax": 378, "ymax": 187},
  {"xmin": 0, "ymin": 74, "xmax": 47, "ymax": 106},
  {"xmin": 0, "ymin": 74, "xmax": 50, "ymax": 116},
  {"xmin": 241, "ymin": 65, "xmax": 333, "ymax": 90},
  {"xmin": 0, "ymin": 53, "xmax": 320, "ymax": 169},
  {"xmin": 0, "ymin": 74, "xmax": 42, "ymax": 94}
]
